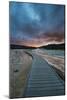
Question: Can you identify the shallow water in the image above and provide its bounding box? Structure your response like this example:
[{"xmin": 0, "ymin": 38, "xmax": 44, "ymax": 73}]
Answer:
[{"xmin": 41, "ymin": 49, "xmax": 64, "ymax": 57}]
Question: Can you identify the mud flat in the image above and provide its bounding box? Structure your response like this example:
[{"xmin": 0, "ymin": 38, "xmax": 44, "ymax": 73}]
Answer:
[
  {"xmin": 10, "ymin": 49, "xmax": 32, "ymax": 98},
  {"xmin": 41, "ymin": 55, "xmax": 64, "ymax": 80}
]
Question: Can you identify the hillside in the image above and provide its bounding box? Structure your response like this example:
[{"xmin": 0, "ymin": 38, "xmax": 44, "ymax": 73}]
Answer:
[
  {"xmin": 40, "ymin": 43, "xmax": 65, "ymax": 50},
  {"xmin": 10, "ymin": 44, "xmax": 37, "ymax": 49},
  {"xmin": 10, "ymin": 43, "xmax": 65, "ymax": 50}
]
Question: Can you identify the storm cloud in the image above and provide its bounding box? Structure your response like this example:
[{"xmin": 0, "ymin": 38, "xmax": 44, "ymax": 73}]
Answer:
[{"xmin": 9, "ymin": 2, "xmax": 65, "ymax": 47}]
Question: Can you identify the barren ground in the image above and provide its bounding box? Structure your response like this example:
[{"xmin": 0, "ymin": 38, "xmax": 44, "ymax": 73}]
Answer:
[
  {"xmin": 10, "ymin": 49, "xmax": 32, "ymax": 98},
  {"xmin": 34, "ymin": 49, "xmax": 64, "ymax": 79}
]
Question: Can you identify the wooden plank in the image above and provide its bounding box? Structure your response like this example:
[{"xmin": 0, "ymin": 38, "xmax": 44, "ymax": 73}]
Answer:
[{"xmin": 24, "ymin": 53, "xmax": 64, "ymax": 97}]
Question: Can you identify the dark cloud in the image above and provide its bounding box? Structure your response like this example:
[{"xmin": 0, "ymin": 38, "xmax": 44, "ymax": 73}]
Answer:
[{"xmin": 9, "ymin": 2, "xmax": 65, "ymax": 46}]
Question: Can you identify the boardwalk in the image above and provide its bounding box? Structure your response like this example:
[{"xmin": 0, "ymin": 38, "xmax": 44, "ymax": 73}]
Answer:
[{"xmin": 24, "ymin": 53, "xmax": 64, "ymax": 97}]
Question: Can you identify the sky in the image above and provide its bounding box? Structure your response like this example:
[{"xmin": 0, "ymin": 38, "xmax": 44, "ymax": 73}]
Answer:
[{"xmin": 10, "ymin": 2, "xmax": 65, "ymax": 47}]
